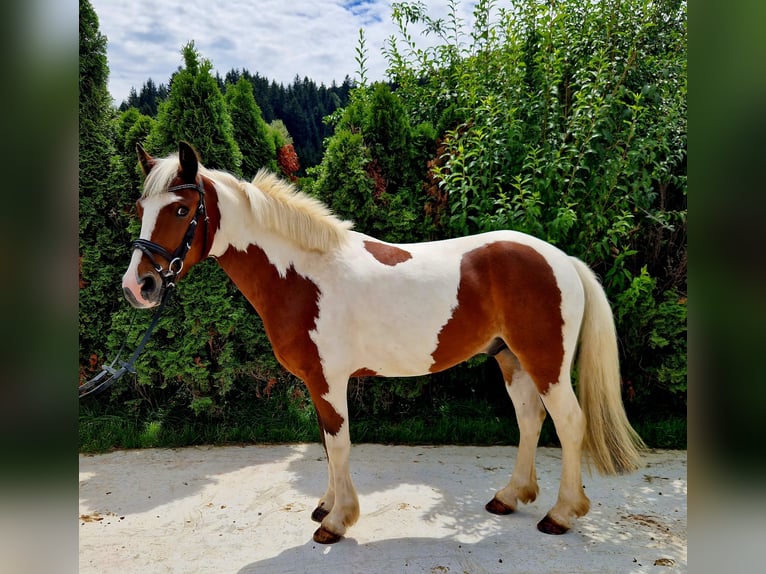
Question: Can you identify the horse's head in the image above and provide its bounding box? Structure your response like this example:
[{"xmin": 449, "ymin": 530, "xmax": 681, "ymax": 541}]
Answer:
[{"xmin": 122, "ymin": 141, "xmax": 211, "ymax": 308}]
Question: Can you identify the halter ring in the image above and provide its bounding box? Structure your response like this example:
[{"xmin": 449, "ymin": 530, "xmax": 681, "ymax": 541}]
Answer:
[{"xmin": 169, "ymin": 258, "xmax": 184, "ymax": 274}]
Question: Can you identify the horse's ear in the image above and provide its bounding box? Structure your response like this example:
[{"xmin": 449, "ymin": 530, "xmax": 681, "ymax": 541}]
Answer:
[
  {"xmin": 136, "ymin": 143, "xmax": 155, "ymax": 176},
  {"xmin": 178, "ymin": 141, "xmax": 200, "ymax": 181}
]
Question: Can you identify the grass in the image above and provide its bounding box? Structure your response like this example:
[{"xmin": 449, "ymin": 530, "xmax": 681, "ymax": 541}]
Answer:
[
  {"xmin": 633, "ymin": 416, "xmax": 687, "ymax": 449},
  {"xmin": 79, "ymin": 391, "xmax": 685, "ymax": 454},
  {"xmin": 79, "ymin": 407, "xmax": 319, "ymax": 452}
]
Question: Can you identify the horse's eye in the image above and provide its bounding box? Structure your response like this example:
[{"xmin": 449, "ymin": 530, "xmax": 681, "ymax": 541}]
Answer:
[{"xmin": 176, "ymin": 206, "xmax": 190, "ymax": 217}]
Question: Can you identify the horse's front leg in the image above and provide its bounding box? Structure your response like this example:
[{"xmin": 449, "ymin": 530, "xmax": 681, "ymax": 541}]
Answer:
[
  {"xmin": 306, "ymin": 376, "xmax": 359, "ymax": 544},
  {"xmin": 310, "ymin": 421, "xmax": 335, "ymax": 524}
]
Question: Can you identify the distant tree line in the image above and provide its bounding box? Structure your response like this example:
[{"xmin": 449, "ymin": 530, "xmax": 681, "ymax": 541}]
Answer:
[{"xmin": 119, "ymin": 68, "xmax": 353, "ymax": 172}]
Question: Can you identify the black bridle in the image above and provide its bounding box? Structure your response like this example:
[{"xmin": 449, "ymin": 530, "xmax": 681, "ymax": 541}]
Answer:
[
  {"xmin": 131, "ymin": 178, "xmax": 210, "ymax": 290},
  {"xmin": 79, "ymin": 178, "xmax": 210, "ymax": 399}
]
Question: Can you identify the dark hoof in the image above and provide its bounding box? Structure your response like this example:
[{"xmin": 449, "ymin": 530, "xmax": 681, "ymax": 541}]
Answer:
[
  {"xmin": 537, "ymin": 514, "xmax": 569, "ymax": 535},
  {"xmin": 485, "ymin": 497, "xmax": 514, "ymax": 515},
  {"xmin": 311, "ymin": 506, "xmax": 329, "ymax": 523},
  {"xmin": 313, "ymin": 526, "xmax": 342, "ymax": 544}
]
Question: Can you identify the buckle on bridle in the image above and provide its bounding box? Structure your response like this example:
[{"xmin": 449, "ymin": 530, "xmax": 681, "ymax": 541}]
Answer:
[{"xmin": 168, "ymin": 257, "xmax": 184, "ymax": 275}]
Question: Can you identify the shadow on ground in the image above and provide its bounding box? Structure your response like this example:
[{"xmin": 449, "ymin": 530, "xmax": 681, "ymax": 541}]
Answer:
[{"xmin": 79, "ymin": 444, "xmax": 686, "ymax": 573}]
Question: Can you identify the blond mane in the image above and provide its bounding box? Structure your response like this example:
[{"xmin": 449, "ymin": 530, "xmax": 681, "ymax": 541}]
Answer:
[
  {"xmin": 245, "ymin": 169, "xmax": 353, "ymax": 252},
  {"xmin": 141, "ymin": 155, "xmax": 352, "ymax": 253}
]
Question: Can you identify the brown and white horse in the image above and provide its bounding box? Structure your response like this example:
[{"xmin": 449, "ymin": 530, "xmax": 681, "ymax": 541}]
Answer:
[{"xmin": 123, "ymin": 141, "xmax": 645, "ymax": 544}]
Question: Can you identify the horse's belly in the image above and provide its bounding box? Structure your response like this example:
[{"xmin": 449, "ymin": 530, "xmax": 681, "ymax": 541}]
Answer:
[
  {"xmin": 353, "ymin": 341, "xmax": 440, "ymax": 377},
  {"xmin": 312, "ymin": 276, "xmax": 462, "ymax": 377}
]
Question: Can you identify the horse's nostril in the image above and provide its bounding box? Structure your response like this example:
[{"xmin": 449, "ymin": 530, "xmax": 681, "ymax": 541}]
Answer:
[{"xmin": 140, "ymin": 275, "xmax": 157, "ymax": 297}]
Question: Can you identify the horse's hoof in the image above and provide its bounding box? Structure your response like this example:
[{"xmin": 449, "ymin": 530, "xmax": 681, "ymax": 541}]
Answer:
[
  {"xmin": 311, "ymin": 506, "xmax": 329, "ymax": 523},
  {"xmin": 485, "ymin": 497, "xmax": 514, "ymax": 515},
  {"xmin": 313, "ymin": 526, "xmax": 343, "ymax": 544},
  {"xmin": 537, "ymin": 514, "xmax": 569, "ymax": 535}
]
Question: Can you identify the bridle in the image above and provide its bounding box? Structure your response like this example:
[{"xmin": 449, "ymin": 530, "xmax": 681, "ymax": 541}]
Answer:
[
  {"xmin": 132, "ymin": 178, "xmax": 210, "ymax": 291},
  {"xmin": 79, "ymin": 177, "xmax": 210, "ymax": 399}
]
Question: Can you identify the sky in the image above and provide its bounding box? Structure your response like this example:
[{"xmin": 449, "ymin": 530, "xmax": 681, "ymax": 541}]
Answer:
[{"xmin": 89, "ymin": 0, "xmax": 511, "ymax": 105}]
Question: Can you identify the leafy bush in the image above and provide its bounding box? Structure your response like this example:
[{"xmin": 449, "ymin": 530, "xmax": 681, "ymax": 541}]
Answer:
[
  {"xmin": 79, "ymin": 0, "xmax": 135, "ymax": 380},
  {"xmin": 317, "ymin": 0, "xmax": 687, "ymax": 420}
]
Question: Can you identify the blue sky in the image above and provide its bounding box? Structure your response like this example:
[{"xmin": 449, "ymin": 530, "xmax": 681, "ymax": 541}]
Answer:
[{"xmin": 89, "ymin": 0, "xmax": 511, "ymax": 105}]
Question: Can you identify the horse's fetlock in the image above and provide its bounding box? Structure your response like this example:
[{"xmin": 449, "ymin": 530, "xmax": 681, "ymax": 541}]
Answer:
[
  {"xmin": 574, "ymin": 493, "xmax": 591, "ymax": 517},
  {"xmin": 517, "ymin": 483, "xmax": 539, "ymax": 504}
]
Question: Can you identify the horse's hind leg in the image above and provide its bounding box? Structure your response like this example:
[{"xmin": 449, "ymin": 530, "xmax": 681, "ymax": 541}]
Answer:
[
  {"xmin": 536, "ymin": 374, "xmax": 590, "ymax": 534},
  {"xmin": 486, "ymin": 350, "xmax": 547, "ymax": 515}
]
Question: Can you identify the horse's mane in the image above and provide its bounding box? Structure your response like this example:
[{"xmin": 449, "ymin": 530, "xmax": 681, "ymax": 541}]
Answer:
[
  {"xmin": 142, "ymin": 155, "xmax": 353, "ymax": 253},
  {"xmin": 246, "ymin": 169, "xmax": 353, "ymax": 252}
]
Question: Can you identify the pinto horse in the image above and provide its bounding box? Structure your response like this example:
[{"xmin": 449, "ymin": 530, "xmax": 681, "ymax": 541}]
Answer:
[{"xmin": 123, "ymin": 141, "xmax": 645, "ymax": 544}]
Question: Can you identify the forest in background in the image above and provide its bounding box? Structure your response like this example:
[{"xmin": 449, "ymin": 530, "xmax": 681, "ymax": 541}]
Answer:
[
  {"xmin": 79, "ymin": 0, "xmax": 686, "ymax": 451},
  {"xmin": 118, "ymin": 70, "xmax": 354, "ymax": 173}
]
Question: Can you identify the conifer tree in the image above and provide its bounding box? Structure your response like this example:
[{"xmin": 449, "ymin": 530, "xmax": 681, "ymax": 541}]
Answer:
[
  {"xmin": 364, "ymin": 82, "xmax": 413, "ymax": 192},
  {"xmin": 312, "ymin": 129, "xmax": 376, "ymax": 229},
  {"xmin": 225, "ymin": 77, "xmax": 276, "ymax": 178},
  {"xmin": 146, "ymin": 41, "xmax": 242, "ymax": 174},
  {"xmin": 78, "ymin": 0, "xmax": 132, "ymax": 376},
  {"xmin": 115, "ymin": 107, "xmax": 155, "ymax": 192}
]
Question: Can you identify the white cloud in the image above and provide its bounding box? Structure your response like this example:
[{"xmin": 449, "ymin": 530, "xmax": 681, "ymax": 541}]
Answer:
[{"xmin": 89, "ymin": 0, "xmax": 511, "ymax": 104}]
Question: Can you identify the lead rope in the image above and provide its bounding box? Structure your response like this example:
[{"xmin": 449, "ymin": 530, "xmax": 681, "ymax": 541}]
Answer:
[{"xmin": 78, "ymin": 286, "xmax": 174, "ymax": 399}]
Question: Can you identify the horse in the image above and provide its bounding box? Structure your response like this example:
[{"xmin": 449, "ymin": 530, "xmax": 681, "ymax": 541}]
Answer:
[{"xmin": 122, "ymin": 141, "xmax": 645, "ymax": 544}]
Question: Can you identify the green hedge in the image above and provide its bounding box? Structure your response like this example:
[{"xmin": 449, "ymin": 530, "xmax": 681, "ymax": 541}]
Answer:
[{"xmin": 79, "ymin": 0, "xmax": 686, "ymax": 444}]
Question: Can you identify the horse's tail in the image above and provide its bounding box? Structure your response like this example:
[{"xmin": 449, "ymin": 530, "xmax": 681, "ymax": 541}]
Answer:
[{"xmin": 571, "ymin": 257, "xmax": 646, "ymax": 475}]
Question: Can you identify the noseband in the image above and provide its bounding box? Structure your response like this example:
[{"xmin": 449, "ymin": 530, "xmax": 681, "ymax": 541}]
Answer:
[{"xmin": 132, "ymin": 179, "xmax": 210, "ymax": 290}]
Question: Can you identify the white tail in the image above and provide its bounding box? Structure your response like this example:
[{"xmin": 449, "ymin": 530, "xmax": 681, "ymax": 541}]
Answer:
[{"xmin": 571, "ymin": 257, "xmax": 646, "ymax": 475}]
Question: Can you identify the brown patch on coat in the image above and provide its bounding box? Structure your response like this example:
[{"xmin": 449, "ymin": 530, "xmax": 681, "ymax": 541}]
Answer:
[
  {"xmin": 351, "ymin": 367, "xmax": 378, "ymax": 377},
  {"xmin": 493, "ymin": 348, "xmax": 519, "ymax": 387},
  {"xmin": 363, "ymin": 240, "xmax": 413, "ymax": 266},
  {"xmin": 429, "ymin": 241, "xmax": 564, "ymax": 395},
  {"xmin": 216, "ymin": 244, "xmax": 344, "ymax": 435}
]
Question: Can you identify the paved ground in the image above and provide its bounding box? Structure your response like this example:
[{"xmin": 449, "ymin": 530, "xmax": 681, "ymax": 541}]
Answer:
[{"xmin": 79, "ymin": 444, "xmax": 686, "ymax": 573}]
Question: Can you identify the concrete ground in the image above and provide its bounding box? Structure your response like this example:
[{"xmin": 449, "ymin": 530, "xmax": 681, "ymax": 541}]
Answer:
[{"xmin": 79, "ymin": 444, "xmax": 686, "ymax": 573}]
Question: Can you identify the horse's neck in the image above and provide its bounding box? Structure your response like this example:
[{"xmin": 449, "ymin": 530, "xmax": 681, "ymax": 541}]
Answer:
[
  {"xmin": 208, "ymin": 181, "xmax": 264, "ymax": 258},
  {"xmin": 214, "ymin": 241, "xmax": 322, "ymax": 352},
  {"xmin": 208, "ymin": 177, "xmax": 328, "ymax": 335}
]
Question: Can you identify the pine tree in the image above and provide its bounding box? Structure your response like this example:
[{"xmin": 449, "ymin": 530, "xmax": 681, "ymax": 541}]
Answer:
[
  {"xmin": 225, "ymin": 77, "xmax": 276, "ymax": 178},
  {"xmin": 146, "ymin": 41, "xmax": 242, "ymax": 174},
  {"xmin": 115, "ymin": 107, "xmax": 155, "ymax": 192},
  {"xmin": 119, "ymin": 78, "xmax": 169, "ymax": 116},
  {"xmin": 78, "ymin": 0, "xmax": 133, "ymax": 377},
  {"xmin": 364, "ymin": 82, "xmax": 413, "ymax": 193},
  {"xmin": 312, "ymin": 129, "xmax": 375, "ymax": 227}
]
